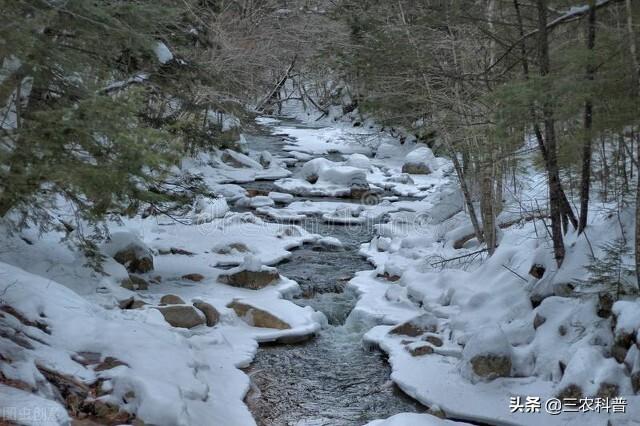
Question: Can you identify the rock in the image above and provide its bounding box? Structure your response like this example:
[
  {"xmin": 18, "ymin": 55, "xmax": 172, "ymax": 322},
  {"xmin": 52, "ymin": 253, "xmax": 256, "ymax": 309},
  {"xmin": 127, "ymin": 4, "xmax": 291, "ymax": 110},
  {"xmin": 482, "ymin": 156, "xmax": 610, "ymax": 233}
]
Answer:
[
  {"xmin": 597, "ymin": 293, "xmax": 614, "ymax": 318},
  {"xmin": 158, "ymin": 247, "xmax": 194, "ymax": 256},
  {"xmin": 557, "ymin": 384, "xmax": 584, "ymax": 401},
  {"xmin": 118, "ymin": 297, "xmax": 147, "ymax": 310},
  {"xmin": 221, "ymin": 152, "xmax": 240, "ymax": 167},
  {"xmin": 218, "ymin": 269, "xmax": 279, "ymax": 290},
  {"xmin": 632, "ymin": 371, "xmax": 640, "ymax": 394},
  {"xmin": 193, "ymin": 300, "xmax": 219, "ymax": 327},
  {"xmin": 529, "ymin": 263, "xmax": 546, "ymax": 279},
  {"xmin": 407, "ymin": 344, "xmax": 434, "ymax": 357},
  {"xmin": 160, "ymin": 294, "xmax": 185, "ymax": 305},
  {"xmin": 470, "ymin": 354, "xmax": 512, "ymax": 380},
  {"xmin": 182, "ymin": 273, "xmax": 205, "ymax": 282},
  {"xmin": 423, "ymin": 335, "xmax": 443, "ymax": 347},
  {"xmin": 389, "ymin": 313, "xmax": 438, "ymax": 337},
  {"xmin": 533, "ymin": 313, "xmax": 546, "ymax": 329},
  {"xmin": 611, "ymin": 332, "xmax": 634, "ymax": 363},
  {"xmin": 215, "ymin": 242, "xmax": 250, "ymax": 254},
  {"xmin": 596, "ymin": 382, "xmax": 619, "ymax": 399},
  {"xmin": 349, "ymin": 185, "xmax": 370, "ymax": 200},
  {"xmin": 155, "ymin": 305, "xmax": 204, "ymax": 329},
  {"xmin": 462, "ymin": 326, "xmax": 513, "ymax": 381},
  {"xmin": 401, "ymin": 163, "xmax": 431, "ymax": 174},
  {"xmin": 259, "ymin": 151, "xmax": 272, "ymax": 168},
  {"xmin": 227, "ymin": 301, "xmax": 290, "ymax": 329},
  {"xmin": 120, "ymin": 275, "xmax": 149, "ymax": 291},
  {"xmin": 94, "ymin": 356, "xmax": 128, "ymax": 372},
  {"xmin": 110, "ymin": 241, "xmax": 154, "ymax": 274},
  {"xmin": 402, "ymin": 147, "xmax": 436, "ymax": 174},
  {"xmin": 129, "ymin": 275, "xmax": 149, "ymax": 290}
]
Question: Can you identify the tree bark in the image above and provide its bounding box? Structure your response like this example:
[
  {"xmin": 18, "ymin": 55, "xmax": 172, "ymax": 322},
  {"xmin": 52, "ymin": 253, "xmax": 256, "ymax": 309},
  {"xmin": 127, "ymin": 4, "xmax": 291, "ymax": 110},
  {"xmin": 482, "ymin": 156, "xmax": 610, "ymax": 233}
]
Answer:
[
  {"xmin": 578, "ymin": 0, "xmax": 597, "ymax": 234},
  {"xmin": 625, "ymin": 0, "xmax": 640, "ymax": 287},
  {"xmin": 537, "ymin": 0, "xmax": 565, "ymax": 266}
]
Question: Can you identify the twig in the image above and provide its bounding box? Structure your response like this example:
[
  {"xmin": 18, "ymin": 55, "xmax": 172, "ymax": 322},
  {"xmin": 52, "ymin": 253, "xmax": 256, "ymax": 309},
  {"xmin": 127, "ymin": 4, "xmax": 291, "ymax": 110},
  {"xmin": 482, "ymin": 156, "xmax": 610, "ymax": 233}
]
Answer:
[{"xmin": 502, "ymin": 264, "xmax": 528, "ymax": 283}]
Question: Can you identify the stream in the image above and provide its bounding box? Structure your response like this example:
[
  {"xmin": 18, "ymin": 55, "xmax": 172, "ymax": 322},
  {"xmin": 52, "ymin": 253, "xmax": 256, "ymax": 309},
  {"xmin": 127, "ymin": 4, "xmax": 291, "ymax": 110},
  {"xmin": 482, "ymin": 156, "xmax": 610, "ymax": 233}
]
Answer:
[{"xmin": 238, "ymin": 123, "xmax": 426, "ymax": 425}]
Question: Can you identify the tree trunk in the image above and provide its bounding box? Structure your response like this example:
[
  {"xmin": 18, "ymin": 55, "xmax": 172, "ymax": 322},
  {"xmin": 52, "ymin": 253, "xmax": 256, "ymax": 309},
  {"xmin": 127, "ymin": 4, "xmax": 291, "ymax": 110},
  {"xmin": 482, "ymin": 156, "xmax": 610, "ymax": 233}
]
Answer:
[
  {"xmin": 625, "ymin": 0, "xmax": 640, "ymax": 288},
  {"xmin": 578, "ymin": 1, "xmax": 596, "ymax": 234},
  {"xmin": 537, "ymin": 0, "xmax": 565, "ymax": 266},
  {"xmin": 451, "ymin": 147, "xmax": 484, "ymax": 244},
  {"xmin": 513, "ymin": 0, "xmax": 578, "ymax": 232}
]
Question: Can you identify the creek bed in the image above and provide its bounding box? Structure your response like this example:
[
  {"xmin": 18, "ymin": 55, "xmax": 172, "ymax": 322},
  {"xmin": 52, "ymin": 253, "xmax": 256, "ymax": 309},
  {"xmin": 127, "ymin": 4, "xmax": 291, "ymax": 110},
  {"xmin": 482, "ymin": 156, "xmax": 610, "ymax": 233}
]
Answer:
[{"xmin": 240, "ymin": 125, "xmax": 425, "ymax": 425}]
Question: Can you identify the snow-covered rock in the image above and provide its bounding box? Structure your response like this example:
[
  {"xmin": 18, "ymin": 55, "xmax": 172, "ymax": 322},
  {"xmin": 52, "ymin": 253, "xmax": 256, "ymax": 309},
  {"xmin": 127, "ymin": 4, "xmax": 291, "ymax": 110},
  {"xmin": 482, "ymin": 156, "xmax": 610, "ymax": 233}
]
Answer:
[
  {"xmin": 402, "ymin": 146, "xmax": 437, "ymax": 174},
  {"xmin": 103, "ymin": 232, "xmax": 154, "ymax": 273},
  {"xmin": 460, "ymin": 325, "xmax": 513, "ymax": 382}
]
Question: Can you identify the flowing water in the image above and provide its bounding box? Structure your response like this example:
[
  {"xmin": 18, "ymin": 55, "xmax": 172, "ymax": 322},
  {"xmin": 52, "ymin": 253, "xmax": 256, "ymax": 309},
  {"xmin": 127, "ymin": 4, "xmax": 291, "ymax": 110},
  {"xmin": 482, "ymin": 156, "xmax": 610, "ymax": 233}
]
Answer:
[{"xmin": 239, "ymin": 124, "xmax": 425, "ymax": 426}]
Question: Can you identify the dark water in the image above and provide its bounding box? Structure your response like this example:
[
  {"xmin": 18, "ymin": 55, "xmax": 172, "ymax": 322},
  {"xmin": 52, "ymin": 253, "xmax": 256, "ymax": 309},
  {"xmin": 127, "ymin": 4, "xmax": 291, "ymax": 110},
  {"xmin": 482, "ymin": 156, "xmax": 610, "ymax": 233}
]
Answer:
[{"xmin": 239, "ymin": 121, "xmax": 424, "ymax": 426}]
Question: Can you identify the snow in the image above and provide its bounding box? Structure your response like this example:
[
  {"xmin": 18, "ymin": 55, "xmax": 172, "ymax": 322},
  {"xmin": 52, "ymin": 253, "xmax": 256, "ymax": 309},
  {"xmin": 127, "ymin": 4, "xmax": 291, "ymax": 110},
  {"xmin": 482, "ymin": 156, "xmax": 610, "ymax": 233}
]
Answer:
[
  {"xmin": 3, "ymin": 102, "xmax": 639, "ymax": 425},
  {"xmin": 366, "ymin": 413, "xmax": 466, "ymax": 426},
  {"xmin": 153, "ymin": 41, "xmax": 174, "ymax": 64}
]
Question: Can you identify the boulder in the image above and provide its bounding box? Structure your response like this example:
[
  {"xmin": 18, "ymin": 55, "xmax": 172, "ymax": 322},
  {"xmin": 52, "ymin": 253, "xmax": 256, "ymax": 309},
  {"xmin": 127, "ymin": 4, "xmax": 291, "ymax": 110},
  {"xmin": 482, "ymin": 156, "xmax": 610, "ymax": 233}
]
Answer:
[
  {"xmin": 160, "ymin": 294, "xmax": 185, "ymax": 305},
  {"xmin": 401, "ymin": 147, "xmax": 436, "ymax": 175},
  {"xmin": 462, "ymin": 326, "xmax": 513, "ymax": 382},
  {"xmin": 389, "ymin": 313, "xmax": 438, "ymax": 337},
  {"xmin": 182, "ymin": 273, "xmax": 205, "ymax": 282},
  {"xmin": 155, "ymin": 305, "xmax": 204, "ymax": 329},
  {"xmin": 470, "ymin": 354, "xmax": 512, "ymax": 380},
  {"xmin": 193, "ymin": 300, "xmax": 220, "ymax": 327},
  {"xmin": 218, "ymin": 269, "xmax": 279, "ymax": 289},
  {"xmin": 105, "ymin": 233, "xmax": 154, "ymax": 274},
  {"xmin": 120, "ymin": 275, "xmax": 149, "ymax": 291},
  {"xmin": 227, "ymin": 301, "xmax": 290, "ymax": 329}
]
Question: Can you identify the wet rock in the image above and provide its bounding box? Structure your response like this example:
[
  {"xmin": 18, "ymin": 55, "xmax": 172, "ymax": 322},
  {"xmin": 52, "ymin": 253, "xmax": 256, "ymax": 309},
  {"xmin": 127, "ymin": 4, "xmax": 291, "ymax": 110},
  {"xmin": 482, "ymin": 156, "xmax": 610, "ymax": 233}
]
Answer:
[
  {"xmin": 182, "ymin": 273, "xmax": 205, "ymax": 282},
  {"xmin": 533, "ymin": 313, "xmax": 546, "ymax": 329},
  {"xmin": 159, "ymin": 294, "xmax": 185, "ymax": 305},
  {"xmin": 529, "ymin": 263, "xmax": 545, "ymax": 279},
  {"xmin": 227, "ymin": 301, "xmax": 290, "ymax": 329},
  {"xmin": 155, "ymin": 305, "xmax": 204, "ymax": 329},
  {"xmin": 306, "ymin": 174, "xmax": 318, "ymax": 184},
  {"xmin": 193, "ymin": 300, "xmax": 219, "ymax": 327},
  {"xmin": 389, "ymin": 313, "xmax": 438, "ymax": 337},
  {"xmin": 377, "ymin": 272, "xmax": 401, "ymax": 282},
  {"xmin": 218, "ymin": 269, "xmax": 279, "ymax": 290}
]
